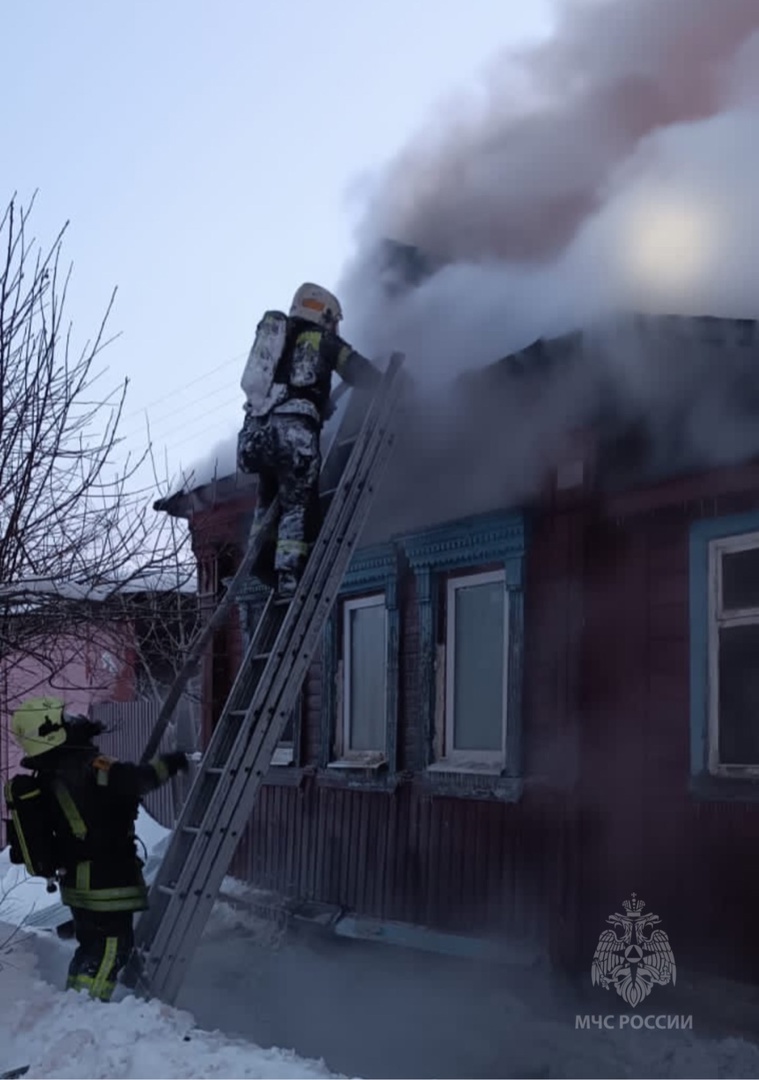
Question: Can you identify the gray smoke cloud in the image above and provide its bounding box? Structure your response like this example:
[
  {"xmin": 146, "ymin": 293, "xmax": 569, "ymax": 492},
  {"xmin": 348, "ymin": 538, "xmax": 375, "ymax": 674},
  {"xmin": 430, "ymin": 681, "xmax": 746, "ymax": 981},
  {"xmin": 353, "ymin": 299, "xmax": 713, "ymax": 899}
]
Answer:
[
  {"xmin": 339, "ymin": 0, "xmax": 759, "ymax": 381},
  {"xmin": 336, "ymin": 0, "xmax": 759, "ymax": 536}
]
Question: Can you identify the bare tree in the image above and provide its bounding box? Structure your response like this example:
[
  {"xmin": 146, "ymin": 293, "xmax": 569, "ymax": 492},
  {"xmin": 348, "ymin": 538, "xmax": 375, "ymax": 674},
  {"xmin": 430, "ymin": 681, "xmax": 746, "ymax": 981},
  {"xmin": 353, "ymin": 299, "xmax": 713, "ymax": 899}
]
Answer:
[{"xmin": 0, "ymin": 192, "xmax": 196, "ymax": 695}]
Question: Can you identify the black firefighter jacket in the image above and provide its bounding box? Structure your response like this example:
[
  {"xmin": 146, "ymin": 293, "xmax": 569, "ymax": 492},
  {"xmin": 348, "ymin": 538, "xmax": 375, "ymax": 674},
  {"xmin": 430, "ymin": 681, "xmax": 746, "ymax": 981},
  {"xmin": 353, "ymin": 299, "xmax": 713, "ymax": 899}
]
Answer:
[{"xmin": 21, "ymin": 747, "xmax": 179, "ymax": 913}]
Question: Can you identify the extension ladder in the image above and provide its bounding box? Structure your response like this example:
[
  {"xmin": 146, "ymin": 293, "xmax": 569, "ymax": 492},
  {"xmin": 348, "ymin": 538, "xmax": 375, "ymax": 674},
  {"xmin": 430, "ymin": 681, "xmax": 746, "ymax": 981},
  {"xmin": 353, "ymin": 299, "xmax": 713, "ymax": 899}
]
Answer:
[{"xmin": 126, "ymin": 353, "xmax": 405, "ymax": 1004}]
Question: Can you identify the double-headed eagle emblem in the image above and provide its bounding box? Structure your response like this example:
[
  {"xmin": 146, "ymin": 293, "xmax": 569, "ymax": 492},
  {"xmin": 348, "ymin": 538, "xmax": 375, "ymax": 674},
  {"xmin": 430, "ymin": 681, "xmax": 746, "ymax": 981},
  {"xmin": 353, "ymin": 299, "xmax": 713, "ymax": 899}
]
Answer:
[{"xmin": 591, "ymin": 894, "xmax": 676, "ymax": 1007}]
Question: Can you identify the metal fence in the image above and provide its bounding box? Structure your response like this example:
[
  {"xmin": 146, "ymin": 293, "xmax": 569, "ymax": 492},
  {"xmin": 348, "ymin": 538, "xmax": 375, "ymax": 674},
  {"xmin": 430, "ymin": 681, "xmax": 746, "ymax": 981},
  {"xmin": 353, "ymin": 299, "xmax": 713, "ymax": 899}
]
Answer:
[{"xmin": 92, "ymin": 693, "xmax": 199, "ymax": 828}]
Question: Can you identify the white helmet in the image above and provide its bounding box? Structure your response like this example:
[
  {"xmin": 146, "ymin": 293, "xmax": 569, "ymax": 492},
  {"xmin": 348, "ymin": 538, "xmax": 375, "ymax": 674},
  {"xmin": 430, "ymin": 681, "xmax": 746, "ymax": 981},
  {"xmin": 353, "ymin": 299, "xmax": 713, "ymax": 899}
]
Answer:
[{"xmin": 289, "ymin": 283, "xmax": 343, "ymax": 331}]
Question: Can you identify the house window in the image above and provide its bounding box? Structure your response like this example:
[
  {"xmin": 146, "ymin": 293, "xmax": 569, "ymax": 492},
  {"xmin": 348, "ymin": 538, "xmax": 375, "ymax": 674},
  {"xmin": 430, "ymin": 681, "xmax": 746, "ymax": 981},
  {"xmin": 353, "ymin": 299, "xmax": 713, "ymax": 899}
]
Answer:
[
  {"xmin": 321, "ymin": 543, "xmax": 399, "ymax": 774},
  {"xmin": 444, "ymin": 571, "xmax": 507, "ymax": 766},
  {"xmin": 401, "ymin": 510, "xmax": 527, "ymax": 795},
  {"xmin": 708, "ymin": 532, "xmax": 759, "ymax": 774},
  {"xmin": 342, "ymin": 595, "xmax": 387, "ymax": 755}
]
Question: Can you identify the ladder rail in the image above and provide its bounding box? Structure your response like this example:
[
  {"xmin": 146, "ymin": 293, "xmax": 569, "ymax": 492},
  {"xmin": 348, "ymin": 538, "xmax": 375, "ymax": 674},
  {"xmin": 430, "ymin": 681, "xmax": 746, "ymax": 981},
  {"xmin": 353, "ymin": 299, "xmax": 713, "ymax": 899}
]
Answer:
[
  {"xmin": 149, "ymin": 360, "xmax": 403, "ymax": 1002},
  {"xmin": 130, "ymin": 360, "xmax": 403, "ymax": 946},
  {"xmin": 140, "ymin": 358, "xmax": 400, "ymax": 940},
  {"xmin": 139, "ymin": 382, "xmax": 367, "ymax": 765},
  {"xmin": 145, "ymin": 371, "xmax": 391, "ymax": 863},
  {"xmin": 139, "ymin": 502, "xmax": 278, "ymax": 764},
  {"xmin": 134, "ymin": 355, "xmax": 404, "ymax": 1000}
]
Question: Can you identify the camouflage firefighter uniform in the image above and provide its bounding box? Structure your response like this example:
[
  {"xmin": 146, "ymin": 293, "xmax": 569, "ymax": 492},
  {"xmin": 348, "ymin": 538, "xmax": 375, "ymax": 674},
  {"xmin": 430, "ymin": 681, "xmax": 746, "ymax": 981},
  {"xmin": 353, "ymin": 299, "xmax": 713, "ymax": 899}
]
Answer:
[{"xmin": 237, "ymin": 318, "xmax": 379, "ymax": 595}]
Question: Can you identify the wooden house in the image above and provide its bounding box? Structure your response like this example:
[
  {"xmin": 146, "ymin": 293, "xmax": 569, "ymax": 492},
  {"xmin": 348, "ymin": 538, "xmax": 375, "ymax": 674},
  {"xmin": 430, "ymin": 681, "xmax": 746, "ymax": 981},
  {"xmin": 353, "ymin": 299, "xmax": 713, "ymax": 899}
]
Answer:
[{"xmin": 157, "ymin": 314, "xmax": 759, "ymax": 980}]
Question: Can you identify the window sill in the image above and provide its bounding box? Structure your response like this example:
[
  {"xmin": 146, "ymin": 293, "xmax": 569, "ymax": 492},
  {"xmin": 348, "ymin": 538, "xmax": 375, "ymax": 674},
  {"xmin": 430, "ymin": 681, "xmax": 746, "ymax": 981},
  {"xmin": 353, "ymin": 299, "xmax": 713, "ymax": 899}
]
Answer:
[
  {"xmin": 327, "ymin": 753, "xmax": 387, "ymax": 771},
  {"xmin": 317, "ymin": 763, "xmax": 397, "ymax": 793},
  {"xmin": 426, "ymin": 760, "xmax": 504, "ymax": 777},
  {"xmin": 271, "ymin": 746, "xmax": 295, "ymax": 767},
  {"xmin": 690, "ymin": 773, "xmax": 759, "ymax": 801},
  {"xmin": 419, "ymin": 768, "xmax": 523, "ymax": 803}
]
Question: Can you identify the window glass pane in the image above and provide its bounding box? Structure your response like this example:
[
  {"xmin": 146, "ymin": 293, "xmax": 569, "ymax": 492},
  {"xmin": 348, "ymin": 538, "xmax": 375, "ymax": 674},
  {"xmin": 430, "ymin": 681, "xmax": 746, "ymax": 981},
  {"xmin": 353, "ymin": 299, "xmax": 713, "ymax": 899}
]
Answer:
[
  {"xmin": 452, "ymin": 581, "xmax": 505, "ymax": 752},
  {"xmin": 718, "ymin": 623, "xmax": 759, "ymax": 764},
  {"xmin": 280, "ymin": 708, "xmax": 295, "ymax": 746},
  {"xmin": 348, "ymin": 603, "xmax": 386, "ymax": 751},
  {"xmin": 722, "ymin": 547, "xmax": 759, "ymax": 610}
]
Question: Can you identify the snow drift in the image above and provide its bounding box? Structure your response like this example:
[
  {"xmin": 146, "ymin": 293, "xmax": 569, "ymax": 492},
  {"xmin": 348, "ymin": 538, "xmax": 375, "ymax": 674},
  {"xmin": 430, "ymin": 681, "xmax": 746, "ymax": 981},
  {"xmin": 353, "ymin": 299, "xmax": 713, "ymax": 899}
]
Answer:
[{"xmin": 0, "ymin": 940, "xmax": 340, "ymax": 1080}]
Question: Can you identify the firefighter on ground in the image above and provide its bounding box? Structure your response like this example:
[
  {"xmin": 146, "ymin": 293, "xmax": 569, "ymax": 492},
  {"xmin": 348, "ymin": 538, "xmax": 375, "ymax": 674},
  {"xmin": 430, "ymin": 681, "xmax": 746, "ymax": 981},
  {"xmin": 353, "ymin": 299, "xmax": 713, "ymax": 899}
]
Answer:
[
  {"xmin": 3, "ymin": 696, "xmax": 188, "ymax": 1002},
  {"xmin": 237, "ymin": 282, "xmax": 380, "ymax": 598}
]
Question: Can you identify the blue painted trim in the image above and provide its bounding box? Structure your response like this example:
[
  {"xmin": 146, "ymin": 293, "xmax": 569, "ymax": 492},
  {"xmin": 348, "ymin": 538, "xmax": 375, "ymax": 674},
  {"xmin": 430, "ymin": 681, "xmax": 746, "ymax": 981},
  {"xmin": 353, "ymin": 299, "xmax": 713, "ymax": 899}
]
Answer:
[
  {"xmin": 322, "ymin": 543, "xmax": 400, "ymax": 770},
  {"xmin": 341, "ymin": 543, "xmax": 398, "ymax": 600},
  {"xmin": 689, "ymin": 509, "xmax": 759, "ymax": 786},
  {"xmin": 400, "ymin": 510, "xmax": 527, "ymax": 574},
  {"xmin": 505, "ymin": 588, "xmax": 525, "ymax": 780},
  {"xmin": 398, "ymin": 510, "xmax": 529, "ymax": 777}
]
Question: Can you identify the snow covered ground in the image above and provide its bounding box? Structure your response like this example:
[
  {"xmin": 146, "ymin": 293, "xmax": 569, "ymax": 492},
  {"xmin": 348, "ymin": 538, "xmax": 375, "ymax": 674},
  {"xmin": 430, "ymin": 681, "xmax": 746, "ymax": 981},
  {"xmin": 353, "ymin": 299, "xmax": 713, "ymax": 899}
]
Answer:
[
  {"xmin": 6, "ymin": 810, "xmax": 759, "ymax": 1078},
  {"xmin": 0, "ymin": 810, "xmax": 342, "ymax": 1080},
  {"xmin": 0, "ymin": 939, "xmax": 340, "ymax": 1080}
]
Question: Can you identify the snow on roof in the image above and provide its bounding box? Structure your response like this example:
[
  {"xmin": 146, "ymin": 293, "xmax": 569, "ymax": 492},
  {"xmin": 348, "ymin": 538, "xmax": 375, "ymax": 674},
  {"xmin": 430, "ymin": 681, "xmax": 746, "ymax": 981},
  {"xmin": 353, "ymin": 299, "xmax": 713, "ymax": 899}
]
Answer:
[
  {"xmin": 0, "ymin": 578, "xmax": 114, "ymax": 603},
  {"xmin": 115, "ymin": 568, "xmax": 197, "ymax": 595},
  {"xmin": 0, "ymin": 572, "xmax": 196, "ymax": 605}
]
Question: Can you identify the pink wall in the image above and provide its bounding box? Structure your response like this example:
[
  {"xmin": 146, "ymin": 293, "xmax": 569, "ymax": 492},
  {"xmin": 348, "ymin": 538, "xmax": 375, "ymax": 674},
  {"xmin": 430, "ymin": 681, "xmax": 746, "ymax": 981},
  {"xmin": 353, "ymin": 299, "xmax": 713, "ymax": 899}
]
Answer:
[{"xmin": 0, "ymin": 624, "xmax": 136, "ymax": 809}]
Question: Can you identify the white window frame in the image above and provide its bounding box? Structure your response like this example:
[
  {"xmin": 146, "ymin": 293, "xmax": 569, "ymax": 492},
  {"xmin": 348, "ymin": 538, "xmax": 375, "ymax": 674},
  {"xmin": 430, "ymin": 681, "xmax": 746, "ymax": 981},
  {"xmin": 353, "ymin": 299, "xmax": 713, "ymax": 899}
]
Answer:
[
  {"xmin": 708, "ymin": 531, "xmax": 759, "ymax": 777},
  {"xmin": 337, "ymin": 593, "xmax": 388, "ymax": 763},
  {"xmin": 441, "ymin": 569, "xmax": 509, "ymax": 770}
]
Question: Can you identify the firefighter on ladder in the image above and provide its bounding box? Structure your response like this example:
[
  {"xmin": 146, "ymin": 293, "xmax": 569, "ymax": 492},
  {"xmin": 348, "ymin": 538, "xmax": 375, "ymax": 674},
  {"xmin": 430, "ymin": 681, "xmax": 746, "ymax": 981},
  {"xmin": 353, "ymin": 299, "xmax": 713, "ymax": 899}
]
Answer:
[
  {"xmin": 3, "ymin": 697, "xmax": 188, "ymax": 1001},
  {"xmin": 237, "ymin": 283, "xmax": 380, "ymax": 599}
]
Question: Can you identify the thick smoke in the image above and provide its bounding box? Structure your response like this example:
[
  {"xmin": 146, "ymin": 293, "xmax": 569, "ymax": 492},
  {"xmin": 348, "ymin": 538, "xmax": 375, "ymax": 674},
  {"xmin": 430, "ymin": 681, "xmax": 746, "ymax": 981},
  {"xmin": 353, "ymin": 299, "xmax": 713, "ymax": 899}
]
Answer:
[
  {"xmin": 340, "ymin": 0, "xmax": 759, "ymax": 378},
  {"xmin": 339, "ymin": 0, "xmax": 759, "ymax": 533}
]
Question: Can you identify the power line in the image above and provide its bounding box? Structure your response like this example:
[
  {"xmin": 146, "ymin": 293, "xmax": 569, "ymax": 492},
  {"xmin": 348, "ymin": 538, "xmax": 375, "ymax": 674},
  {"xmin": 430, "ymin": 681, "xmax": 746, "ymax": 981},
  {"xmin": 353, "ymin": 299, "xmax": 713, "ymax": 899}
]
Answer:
[
  {"xmin": 119, "ymin": 349, "xmax": 247, "ymax": 425},
  {"xmin": 130, "ymin": 397, "xmax": 240, "ymax": 460},
  {"xmin": 118, "ymin": 384, "xmax": 242, "ymax": 446}
]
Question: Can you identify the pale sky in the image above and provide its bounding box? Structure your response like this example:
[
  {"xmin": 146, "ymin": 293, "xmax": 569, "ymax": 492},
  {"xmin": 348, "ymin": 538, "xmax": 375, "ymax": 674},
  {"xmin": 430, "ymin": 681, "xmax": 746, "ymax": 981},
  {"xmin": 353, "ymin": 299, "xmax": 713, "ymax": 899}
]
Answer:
[{"xmin": 3, "ymin": 0, "xmax": 555, "ymax": 493}]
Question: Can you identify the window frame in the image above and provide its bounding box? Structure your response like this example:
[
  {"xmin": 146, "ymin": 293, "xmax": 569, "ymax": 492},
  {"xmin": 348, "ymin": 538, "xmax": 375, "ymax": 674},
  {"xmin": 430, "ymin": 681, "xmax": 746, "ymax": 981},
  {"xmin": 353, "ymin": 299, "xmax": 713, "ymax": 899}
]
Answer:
[
  {"xmin": 400, "ymin": 510, "xmax": 527, "ymax": 797},
  {"xmin": 690, "ymin": 510, "xmax": 759, "ymax": 798},
  {"xmin": 321, "ymin": 543, "xmax": 399, "ymax": 775},
  {"xmin": 338, "ymin": 592, "xmax": 389, "ymax": 761},
  {"xmin": 443, "ymin": 569, "xmax": 509, "ymax": 769},
  {"xmin": 707, "ymin": 530, "xmax": 759, "ymax": 778}
]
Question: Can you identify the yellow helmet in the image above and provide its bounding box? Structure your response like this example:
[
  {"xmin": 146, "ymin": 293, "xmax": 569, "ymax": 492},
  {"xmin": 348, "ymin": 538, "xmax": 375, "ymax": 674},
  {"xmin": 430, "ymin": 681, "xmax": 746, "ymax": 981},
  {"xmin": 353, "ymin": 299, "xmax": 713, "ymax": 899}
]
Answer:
[
  {"xmin": 11, "ymin": 697, "xmax": 68, "ymax": 758},
  {"xmin": 289, "ymin": 283, "xmax": 342, "ymax": 331}
]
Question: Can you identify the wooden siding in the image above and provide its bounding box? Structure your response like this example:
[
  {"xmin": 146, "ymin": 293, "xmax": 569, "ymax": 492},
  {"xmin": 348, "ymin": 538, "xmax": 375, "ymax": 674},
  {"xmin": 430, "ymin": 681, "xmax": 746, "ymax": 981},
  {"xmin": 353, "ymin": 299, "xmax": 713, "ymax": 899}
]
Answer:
[
  {"xmin": 232, "ymin": 779, "xmax": 555, "ymax": 946},
  {"xmin": 577, "ymin": 488, "xmax": 759, "ymax": 977},
  {"xmin": 226, "ymin": 508, "xmax": 577, "ymax": 959}
]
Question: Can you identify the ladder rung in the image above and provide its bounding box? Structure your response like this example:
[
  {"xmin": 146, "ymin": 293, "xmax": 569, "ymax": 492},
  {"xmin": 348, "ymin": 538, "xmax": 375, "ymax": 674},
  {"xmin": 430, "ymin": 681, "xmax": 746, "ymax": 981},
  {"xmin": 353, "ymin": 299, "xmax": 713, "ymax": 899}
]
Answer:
[
  {"xmin": 157, "ymin": 884, "xmax": 175, "ymax": 897},
  {"xmin": 229, "ymin": 710, "xmax": 248, "ymax": 717},
  {"xmin": 204, "ymin": 767, "xmax": 225, "ymax": 776},
  {"xmin": 182, "ymin": 826, "xmax": 200, "ymax": 836}
]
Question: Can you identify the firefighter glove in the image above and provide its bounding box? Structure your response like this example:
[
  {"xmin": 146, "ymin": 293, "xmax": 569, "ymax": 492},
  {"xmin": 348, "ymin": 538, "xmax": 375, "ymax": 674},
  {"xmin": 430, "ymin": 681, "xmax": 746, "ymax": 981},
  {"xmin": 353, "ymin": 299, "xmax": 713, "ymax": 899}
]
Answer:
[{"xmin": 161, "ymin": 751, "xmax": 189, "ymax": 776}]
